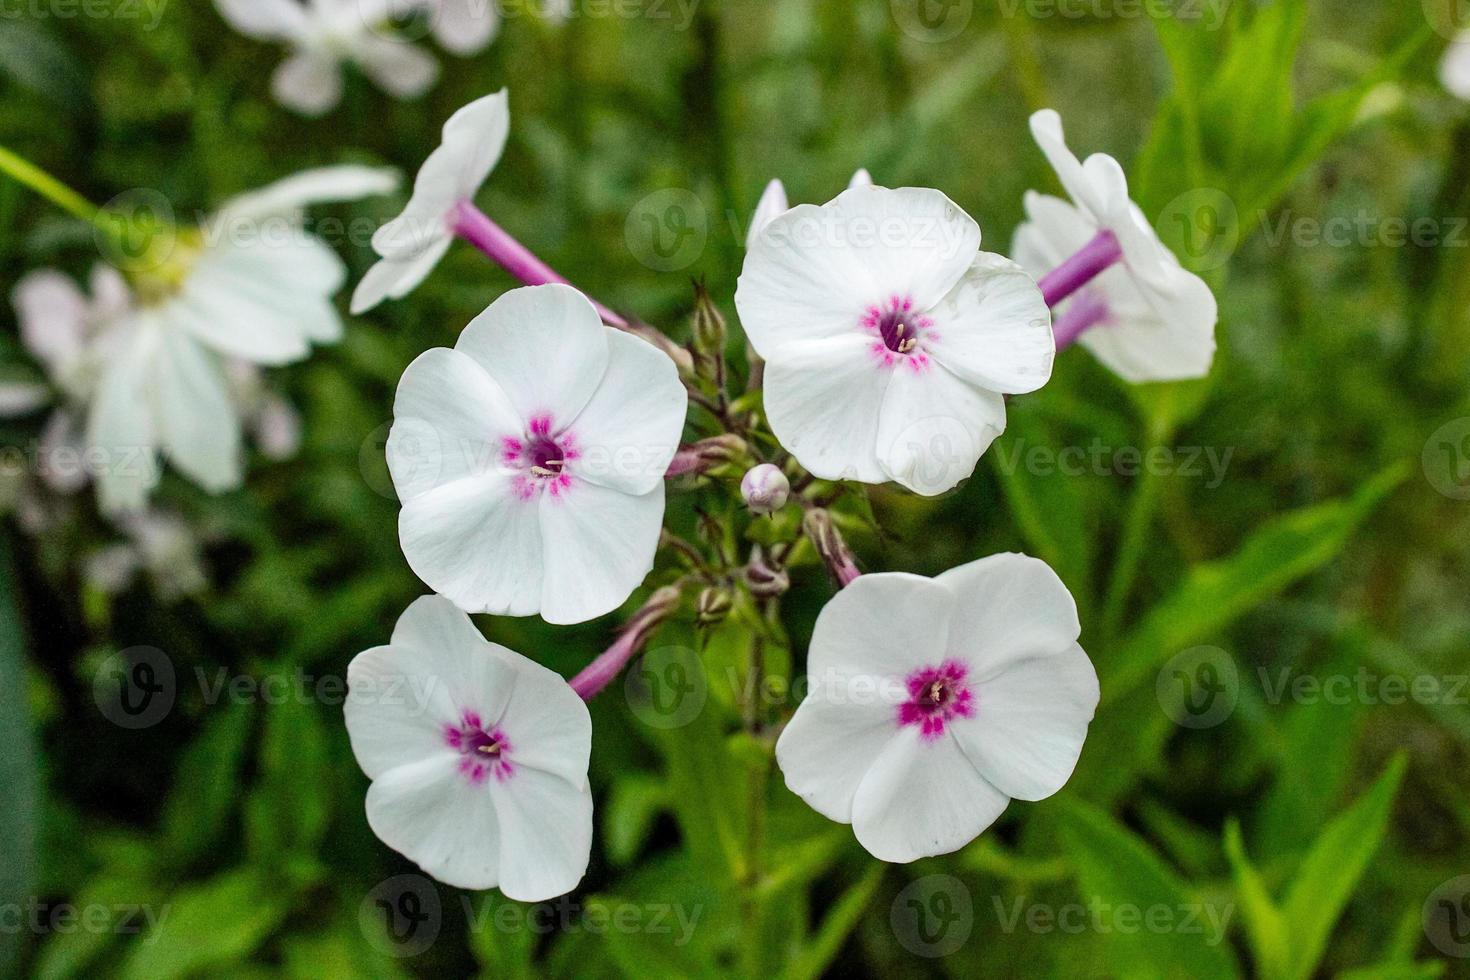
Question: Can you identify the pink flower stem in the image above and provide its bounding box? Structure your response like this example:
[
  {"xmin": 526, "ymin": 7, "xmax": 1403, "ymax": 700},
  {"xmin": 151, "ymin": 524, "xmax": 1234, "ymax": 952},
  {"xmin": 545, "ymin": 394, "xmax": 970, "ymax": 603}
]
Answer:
[
  {"xmin": 569, "ymin": 586, "xmax": 683, "ymax": 701},
  {"xmin": 1052, "ymin": 288, "xmax": 1113, "ymax": 352},
  {"xmin": 1038, "ymin": 229, "xmax": 1122, "ymax": 308},
  {"xmin": 452, "ymin": 201, "xmax": 628, "ymax": 329}
]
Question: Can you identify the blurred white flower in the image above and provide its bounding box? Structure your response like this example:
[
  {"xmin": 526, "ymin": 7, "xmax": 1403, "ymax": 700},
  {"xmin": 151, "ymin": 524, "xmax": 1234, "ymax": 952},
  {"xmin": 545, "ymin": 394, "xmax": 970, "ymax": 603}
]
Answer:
[
  {"xmin": 84, "ymin": 509, "xmax": 209, "ymax": 602},
  {"xmin": 7, "ymin": 266, "xmax": 132, "ymax": 494},
  {"xmin": 1017, "ymin": 109, "xmax": 1217, "ymax": 382},
  {"xmin": 352, "ymin": 90, "xmax": 509, "ymax": 314},
  {"xmin": 87, "ymin": 166, "xmax": 397, "ymax": 513},
  {"xmin": 775, "ymin": 554, "xmax": 1099, "ymax": 863},
  {"xmin": 426, "ymin": 0, "xmax": 500, "ymax": 55},
  {"xmin": 735, "ymin": 185, "xmax": 1052, "ymax": 495},
  {"xmin": 225, "ymin": 361, "xmax": 303, "ymax": 462},
  {"xmin": 345, "ymin": 594, "xmax": 593, "ymax": 899},
  {"xmin": 1442, "ymin": 34, "xmax": 1470, "ymax": 101},
  {"xmin": 214, "ymin": 0, "xmax": 440, "ymax": 116},
  {"xmin": 389, "ymin": 284, "xmax": 687, "ymax": 624}
]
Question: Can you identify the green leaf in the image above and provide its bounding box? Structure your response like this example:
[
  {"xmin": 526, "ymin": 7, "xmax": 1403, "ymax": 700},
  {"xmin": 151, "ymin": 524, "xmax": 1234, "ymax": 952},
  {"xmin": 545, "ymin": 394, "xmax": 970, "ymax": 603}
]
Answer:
[
  {"xmin": 159, "ymin": 702, "xmax": 255, "ymax": 868},
  {"xmin": 245, "ymin": 695, "xmax": 331, "ymax": 861},
  {"xmin": 779, "ymin": 864, "xmax": 883, "ymax": 980},
  {"xmin": 604, "ymin": 774, "xmax": 673, "ymax": 867},
  {"xmin": 0, "ymin": 534, "xmax": 37, "ymax": 980},
  {"xmin": 1277, "ymin": 756, "xmax": 1407, "ymax": 980},
  {"xmin": 1056, "ymin": 798, "xmax": 1239, "ymax": 979},
  {"xmin": 118, "ymin": 868, "xmax": 292, "ymax": 980},
  {"xmin": 466, "ymin": 893, "xmax": 538, "ymax": 980},
  {"xmin": 1222, "ymin": 820, "xmax": 1291, "ymax": 980},
  {"xmin": 32, "ymin": 874, "xmax": 163, "ymax": 980},
  {"xmin": 1103, "ymin": 464, "xmax": 1406, "ymax": 701}
]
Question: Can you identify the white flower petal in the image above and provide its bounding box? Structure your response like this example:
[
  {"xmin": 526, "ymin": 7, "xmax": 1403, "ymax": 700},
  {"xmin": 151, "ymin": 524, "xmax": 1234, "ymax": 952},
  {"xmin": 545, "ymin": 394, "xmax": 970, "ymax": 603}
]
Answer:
[
  {"xmin": 170, "ymin": 260, "xmax": 314, "ymax": 366},
  {"xmin": 776, "ymin": 693, "xmax": 899, "ymax": 824},
  {"xmin": 950, "ymin": 642, "xmax": 1098, "ymax": 802},
  {"xmin": 850, "ymin": 729, "xmax": 1010, "ymax": 862},
  {"xmin": 1442, "ymin": 35, "xmax": 1470, "ymax": 100},
  {"xmin": 935, "ymin": 553, "xmax": 1081, "ymax": 672},
  {"xmin": 12, "ymin": 269, "xmax": 87, "ymax": 374},
  {"xmin": 1080, "ymin": 264, "xmax": 1217, "ymax": 383},
  {"xmin": 39, "ymin": 410, "xmax": 89, "ymax": 495},
  {"xmin": 807, "ymin": 572, "xmax": 954, "ymax": 678},
  {"xmin": 1011, "ymin": 192, "xmax": 1096, "ymax": 278},
  {"xmin": 1029, "ymin": 109, "xmax": 1115, "ymax": 224},
  {"xmin": 217, "ymin": 165, "xmax": 400, "ymax": 223},
  {"xmin": 365, "ymin": 754, "xmax": 503, "ymax": 889},
  {"xmin": 456, "ymin": 284, "xmax": 610, "ymax": 428},
  {"xmin": 924, "ymin": 252, "xmax": 1054, "ymax": 395},
  {"xmin": 0, "ymin": 383, "xmax": 50, "ymax": 418},
  {"xmin": 87, "ymin": 319, "xmax": 160, "ymax": 514},
  {"xmin": 537, "ymin": 481, "xmax": 663, "ymax": 625},
  {"xmin": 746, "ymin": 178, "xmax": 789, "ymax": 252},
  {"xmin": 736, "ymin": 187, "xmax": 980, "ymax": 359},
  {"xmin": 494, "ymin": 654, "xmax": 591, "ymax": 788},
  {"xmin": 370, "ymin": 89, "xmax": 508, "ymax": 261},
  {"xmin": 875, "ymin": 361, "xmax": 1005, "ymax": 497},
  {"xmin": 351, "ymin": 237, "xmax": 453, "ymax": 314},
  {"xmin": 488, "ymin": 769, "xmax": 593, "ymax": 901},
  {"xmin": 848, "ymin": 168, "xmax": 874, "ymax": 189},
  {"xmin": 213, "ymin": 0, "xmax": 308, "ymax": 39},
  {"xmin": 762, "ymin": 334, "xmax": 891, "ymax": 483},
  {"xmin": 398, "ymin": 473, "xmax": 545, "ymax": 617},
  {"xmin": 388, "ymin": 347, "xmax": 522, "ymax": 498},
  {"xmin": 200, "ymin": 233, "xmax": 348, "ymax": 344},
  {"xmin": 433, "ymin": 0, "xmax": 501, "ymax": 55},
  {"xmin": 271, "ymin": 50, "xmax": 344, "ymax": 117},
  {"xmin": 345, "ymin": 644, "xmax": 465, "ymax": 779},
  {"xmin": 567, "ymin": 330, "xmax": 687, "ymax": 496},
  {"xmin": 355, "ymin": 35, "xmax": 440, "ymax": 100},
  {"xmin": 152, "ymin": 323, "xmax": 242, "ymax": 493}
]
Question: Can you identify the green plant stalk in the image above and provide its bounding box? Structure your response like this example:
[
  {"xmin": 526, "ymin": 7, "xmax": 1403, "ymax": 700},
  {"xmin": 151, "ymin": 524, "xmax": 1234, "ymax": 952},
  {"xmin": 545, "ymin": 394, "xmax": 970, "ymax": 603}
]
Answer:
[
  {"xmin": 0, "ymin": 144, "xmax": 99, "ymax": 225},
  {"xmin": 1101, "ymin": 430, "xmax": 1170, "ymax": 641},
  {"xmin": 740, "ymin": 627, "xmax": 769, "ymax": 980}
]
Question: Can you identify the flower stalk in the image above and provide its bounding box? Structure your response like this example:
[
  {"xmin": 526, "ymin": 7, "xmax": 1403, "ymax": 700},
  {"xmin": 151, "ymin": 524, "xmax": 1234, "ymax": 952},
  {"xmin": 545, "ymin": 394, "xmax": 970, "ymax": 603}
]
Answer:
[
  {"xmin": 1037, "ymin": 228, "xmax": 1122, "ymax": 308},
  {"xmin": 568, "ymin": 585, "xmax": 683, "ymax": 701},
  {"xmin": 0, "ymin": 145, "xmax": 99, "ymax": 225}
]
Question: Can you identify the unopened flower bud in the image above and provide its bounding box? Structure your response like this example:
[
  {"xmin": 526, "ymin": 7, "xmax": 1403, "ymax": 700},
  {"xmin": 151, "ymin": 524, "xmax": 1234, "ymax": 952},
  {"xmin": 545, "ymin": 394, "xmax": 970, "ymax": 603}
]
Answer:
[
  {"xmin": 691, "ymin": 279, "xmax": 727, "ymax": 356},
  {"xmin": 696, "ymin": 587, "xmax": 734, "ymax": 627},
  {"xmin": 741, "ymin": 463, "xmax": 789, "ymax": 514},
  {"xmin": 667, "ymin": 434, "xmax": 747, "ymax": 478},
  {"xmin": 744, "ymin": 545, "xmax": 790, "ymax": 599}
]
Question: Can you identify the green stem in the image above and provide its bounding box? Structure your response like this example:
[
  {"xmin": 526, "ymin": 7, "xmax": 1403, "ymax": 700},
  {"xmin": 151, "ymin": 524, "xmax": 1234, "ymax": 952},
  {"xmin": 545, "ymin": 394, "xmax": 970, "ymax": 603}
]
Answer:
[
  {"xmin": 1100, "ymin": 424, "xmax": 1172, "ymax": 640},
  {"xmin": 0, "ymin": 145, "xmax": 99, "ymax": 225}
]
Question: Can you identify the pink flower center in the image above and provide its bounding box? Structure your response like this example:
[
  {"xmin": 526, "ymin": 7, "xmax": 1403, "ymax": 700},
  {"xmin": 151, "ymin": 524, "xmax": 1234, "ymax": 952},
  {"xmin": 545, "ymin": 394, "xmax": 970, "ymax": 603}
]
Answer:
[
  {"xmin": 502, "ymin": 413, "xmax": 579, "ymax": 500},
  {"xmin": 861, "ymin": 295, "xmax": 934, "ymax": 370},
  {"xmin": 898, "ymin": 660, "xmax": 975, "ymax": 741},
  {"xmin": 444, "ymin": 710, "xmax": 515, "ymax": 785}
]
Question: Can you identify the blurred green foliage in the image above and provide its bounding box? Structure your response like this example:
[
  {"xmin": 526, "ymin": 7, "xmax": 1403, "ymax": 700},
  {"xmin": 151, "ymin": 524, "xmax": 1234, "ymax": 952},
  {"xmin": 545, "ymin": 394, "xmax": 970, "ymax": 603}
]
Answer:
[{"xmin": 1, "ymin": 0, "xmax": 1468, "ymax": 977}]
